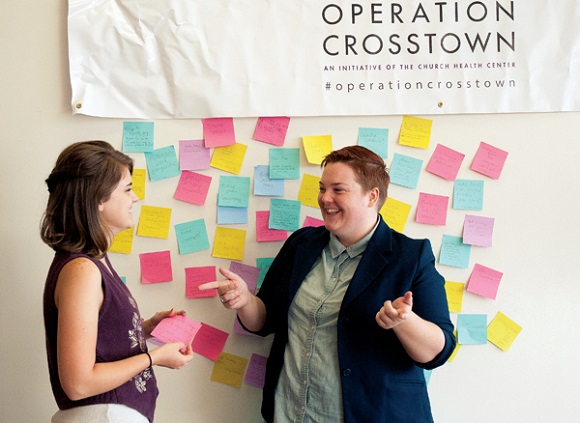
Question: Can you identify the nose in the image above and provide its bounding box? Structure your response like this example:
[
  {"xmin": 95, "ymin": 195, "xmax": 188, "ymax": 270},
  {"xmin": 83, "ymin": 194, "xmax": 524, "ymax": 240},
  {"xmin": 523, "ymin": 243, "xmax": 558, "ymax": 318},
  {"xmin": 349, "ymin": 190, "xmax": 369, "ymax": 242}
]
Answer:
[{"xmin": 131, "ymin": 191, "xmax": 139, "ymax": 202}]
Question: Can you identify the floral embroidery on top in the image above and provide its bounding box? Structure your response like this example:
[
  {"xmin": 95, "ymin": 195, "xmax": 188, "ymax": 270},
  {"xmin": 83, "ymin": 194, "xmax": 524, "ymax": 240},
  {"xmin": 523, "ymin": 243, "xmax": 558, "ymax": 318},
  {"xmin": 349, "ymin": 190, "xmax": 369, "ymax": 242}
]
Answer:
[{"xmin": 127, "ymin": 305, "xmax": 152, "ymax": 394}]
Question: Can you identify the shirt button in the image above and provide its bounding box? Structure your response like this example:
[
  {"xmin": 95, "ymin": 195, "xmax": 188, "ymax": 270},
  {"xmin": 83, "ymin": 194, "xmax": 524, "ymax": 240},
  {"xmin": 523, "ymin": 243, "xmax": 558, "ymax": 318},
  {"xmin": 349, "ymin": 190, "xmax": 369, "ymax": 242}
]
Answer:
[{"xmin": 343, "ymin": 368, "xmax": 352, "ymax": 377}]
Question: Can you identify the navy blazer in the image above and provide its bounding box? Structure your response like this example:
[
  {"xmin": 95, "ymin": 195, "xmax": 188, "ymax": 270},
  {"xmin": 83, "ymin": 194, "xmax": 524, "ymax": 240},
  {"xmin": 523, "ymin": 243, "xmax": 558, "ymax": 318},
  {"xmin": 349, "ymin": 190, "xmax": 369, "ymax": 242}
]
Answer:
[{"xmin": 252, "ymin": 216, "xmax": 456, "ymax": 423}]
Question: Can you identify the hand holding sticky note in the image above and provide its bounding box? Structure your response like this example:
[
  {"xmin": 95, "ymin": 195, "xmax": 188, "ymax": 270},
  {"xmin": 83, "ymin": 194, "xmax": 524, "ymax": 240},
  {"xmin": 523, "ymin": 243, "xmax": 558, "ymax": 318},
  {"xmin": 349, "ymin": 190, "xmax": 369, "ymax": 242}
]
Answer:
[{"xmin": 149, "ymin": 315, "xmax": 202, "ymax": 352}]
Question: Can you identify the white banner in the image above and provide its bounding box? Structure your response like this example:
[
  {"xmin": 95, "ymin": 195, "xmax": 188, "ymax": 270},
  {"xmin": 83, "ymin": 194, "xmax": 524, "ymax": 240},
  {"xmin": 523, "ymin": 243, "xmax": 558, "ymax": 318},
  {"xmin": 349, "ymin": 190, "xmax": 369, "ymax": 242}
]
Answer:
[{"xmin": 68, "ymin": 0, "xmax": 580, "ymax": 118}]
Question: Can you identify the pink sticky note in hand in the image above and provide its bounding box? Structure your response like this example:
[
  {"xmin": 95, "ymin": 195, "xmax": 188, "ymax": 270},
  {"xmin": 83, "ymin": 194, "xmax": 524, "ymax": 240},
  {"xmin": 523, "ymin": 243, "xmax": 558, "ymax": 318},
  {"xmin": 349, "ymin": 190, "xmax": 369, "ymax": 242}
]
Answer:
[
  {"xmin": 470, "ymin": 142, "xmax": 509, "ymax": 179},
  {"xmin": 467, "ymin": 263, "xmax": 503, "ymax": 299},
  {"xmin": 150, "ymin": 315, "xmax": 202, "ymax": 352}
]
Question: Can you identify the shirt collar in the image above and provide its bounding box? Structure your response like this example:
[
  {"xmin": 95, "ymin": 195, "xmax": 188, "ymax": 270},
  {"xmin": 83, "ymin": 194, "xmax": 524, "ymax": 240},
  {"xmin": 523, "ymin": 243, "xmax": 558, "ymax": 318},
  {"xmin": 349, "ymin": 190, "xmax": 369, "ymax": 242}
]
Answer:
[{"xmin": 328, "ymin": 215, "xmax": 380, "ymax": 259}]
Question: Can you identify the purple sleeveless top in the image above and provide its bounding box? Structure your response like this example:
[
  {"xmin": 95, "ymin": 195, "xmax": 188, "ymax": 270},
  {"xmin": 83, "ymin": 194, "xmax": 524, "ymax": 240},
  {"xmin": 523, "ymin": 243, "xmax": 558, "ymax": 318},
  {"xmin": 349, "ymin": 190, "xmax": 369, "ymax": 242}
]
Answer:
[{"xmin": 43, "ymin": 251, "xmax": 159, "ymax": 422}]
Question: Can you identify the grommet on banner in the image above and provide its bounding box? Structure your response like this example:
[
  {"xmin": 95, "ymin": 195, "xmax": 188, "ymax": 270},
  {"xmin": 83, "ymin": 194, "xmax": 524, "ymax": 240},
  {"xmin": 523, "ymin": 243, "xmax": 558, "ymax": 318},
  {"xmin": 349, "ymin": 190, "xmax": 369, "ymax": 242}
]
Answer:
[
  {"xmin": 437, "ymin": 101, "xmax": 443, "ymax": 108},
  {"xmin": 75, "ymin": 103, "xmax": 82, "ymax": 109}
]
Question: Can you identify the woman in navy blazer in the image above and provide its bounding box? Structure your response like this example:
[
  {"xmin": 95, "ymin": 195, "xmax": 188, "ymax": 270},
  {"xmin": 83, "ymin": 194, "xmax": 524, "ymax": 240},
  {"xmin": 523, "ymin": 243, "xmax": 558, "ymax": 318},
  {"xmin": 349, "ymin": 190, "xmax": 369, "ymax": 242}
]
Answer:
[{"xmin": 201, "ymin": 146, "xmax": 456, "ymax": 422}]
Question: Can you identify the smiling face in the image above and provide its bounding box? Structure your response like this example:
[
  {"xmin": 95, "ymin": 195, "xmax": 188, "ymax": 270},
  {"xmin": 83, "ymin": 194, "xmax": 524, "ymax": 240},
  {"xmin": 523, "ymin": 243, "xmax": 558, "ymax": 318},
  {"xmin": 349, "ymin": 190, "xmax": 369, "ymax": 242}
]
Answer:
[
  {"xmin": 318, "ymin": 162, "xmax": 380, "ymax": 247},
  {"xmin": 98, "ymin": 167, "xmax": 138, "ymax": 238}
]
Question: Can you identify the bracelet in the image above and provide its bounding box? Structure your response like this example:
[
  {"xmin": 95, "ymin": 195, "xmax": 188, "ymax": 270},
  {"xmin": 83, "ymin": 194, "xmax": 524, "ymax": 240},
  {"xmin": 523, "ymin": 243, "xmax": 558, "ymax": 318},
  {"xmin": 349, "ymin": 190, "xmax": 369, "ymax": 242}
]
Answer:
[{"xmin": 145, "ymin": 351, "xmax": 152, "ymax": 370}]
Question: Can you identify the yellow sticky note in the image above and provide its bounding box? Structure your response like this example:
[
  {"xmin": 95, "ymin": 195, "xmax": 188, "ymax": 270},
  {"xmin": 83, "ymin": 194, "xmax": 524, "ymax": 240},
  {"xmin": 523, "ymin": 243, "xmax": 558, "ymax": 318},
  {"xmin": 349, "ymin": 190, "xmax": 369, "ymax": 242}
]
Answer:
[
  {"xmin": 132, "ymin": 168, "xmax": 146, "ymax": 200},
  {"xmin": 380, "ymin": 197, "xmax": 411, "ymax": 233},
  {"xmin": 487, "ymin": 312, "xmax": 522, "ymax": 352},
  {"xmin": 444, "ymin": 281, "xmax": 465, "ymax": 313},
  {"xmin": 210, "ymin": 143, "xmax": 248, "ymax": 175},
  {"xmin": 298, "ymin": 173, "xmax": 320, "ymax": 209},
  {"xmin": 302, "ymin": 135, "xmax": 333, "ymax": 165},
  {"xmin": 137, "ymin": 205, "xmax": 172, "ymax": 239},
  {"xmin": 109, "ymin": 227, "xmax": 134, "ymax": 254},
  {"xmin": 210, "ymin": 352, "xmax": 249, "ymax": 388},
  {"xmin": 212, "ymin": 226, "xmax": 246, "ymax": 261},
  {"xmin": 399, "ymin": 115, "xmax": 433, "ymax": 149},
  {"xmin": 447, "ymin": 330, "xmax": 461, "ymax": 362}
]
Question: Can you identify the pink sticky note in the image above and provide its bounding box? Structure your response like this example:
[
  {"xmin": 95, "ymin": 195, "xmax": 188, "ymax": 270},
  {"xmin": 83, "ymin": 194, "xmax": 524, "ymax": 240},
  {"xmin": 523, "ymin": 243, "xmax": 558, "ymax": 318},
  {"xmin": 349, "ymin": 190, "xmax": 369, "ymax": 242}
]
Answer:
[
  {"xmin": 179, "ymin": 139, "xmax": 210, "ymax": 170},
  {"xmin": 202, "ymin": 118, "xmax": 236, "ymax": 148},
  {"xmin": 416, "ymin": 193, "xmax": 449, "ymax": 225},
  {"xmin": 150, "ymin": 315, "xmax": 202, "ymax": 352},
  {"xmin": 253, "ymin": 117, "xmax": 290, "ymax": 147},
  {"xmin": 174, "ymin": 171, "xmax": 212, "ymax": 206},
  {"xmin": 426, "ymin": 144, "xmax": 465, "ymax": 181},
  {"xmin": 139, "ymin": 250, "xmax": 172, "ymax": 284},
  {"xmin": 470, "ymin": 142, "xmax": 509, "ymax": 179},
  {"xmin": 303, "ymin": 216, "xmax": 325, "ymax": 228},
  {"xmin": 463, "ymin": 215, "xmax": 495, "ymax": 247},
  {"xmin": 191, "ymin": 323, "xmax": 229, "ymax": 361},
  {"xmin": 244, "ymin": 353, "xmax": 268, "ymax": 388},
  {"xmin": 185, "ymin": 266, "xmax": 217, "ymax": 298},
  {"xmin": 256, "ymin": 210, "xmax": 288, "ymax": 242},
  {"xmin": 467, "ymin": 263, "xmax": 503, "ymax": 299}
]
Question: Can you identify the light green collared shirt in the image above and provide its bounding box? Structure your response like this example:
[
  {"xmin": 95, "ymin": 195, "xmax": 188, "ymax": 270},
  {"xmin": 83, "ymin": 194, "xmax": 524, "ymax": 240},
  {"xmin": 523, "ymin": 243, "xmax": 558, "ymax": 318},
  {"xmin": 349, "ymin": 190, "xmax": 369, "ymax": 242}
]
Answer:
[{"xmin": 274, "ymin": 221, "xmax": 378, "ymax": 423}]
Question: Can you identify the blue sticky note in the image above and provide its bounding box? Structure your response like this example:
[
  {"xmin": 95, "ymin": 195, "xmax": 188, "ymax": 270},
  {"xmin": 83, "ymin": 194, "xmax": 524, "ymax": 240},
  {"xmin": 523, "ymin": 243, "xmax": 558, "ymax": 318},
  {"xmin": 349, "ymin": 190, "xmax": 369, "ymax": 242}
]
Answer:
[
  {"xmin": 453, "ymin": 179, "xmax": 484, "ymax": 210},
  {"xmin": 123, "ymin": 121, "xmax": 154, "ymax": 152},
  {"xmin": 424, "ymin": 369, "xmax": 433, "ymax": 385},
  {"xmin": 389, "ymin": 153, "xmax": 423, "ymax": 189},
  {"xmin": 144, "ymin": 145, "xmax": 180, "ymax": 181},
  {"xmin": 174, "ymin": 219, "xmax": 210, "ymax": 254},
  {"xmin": 457, "ymin": 314, "xmax": 488, "ymax": 345},
  {"xmin": 358, "ymin": 127, "xmax": 389, "ymax": 158},
  {"xmin": 256, "ymin": 257, "xmax": 275, "ymax": 290},
  {"xmin": 254, "ymin": 165, "xmax": 284, "ymax": 196},
  {"xmin": 218, "ymin": 175, "xmax": 250, "ymax": 208},
  {"xmin": 217, "ymin": 204, "xmax": 249, "ymax": 224},
  {"xmin": 269, "ymin": 148, "xmax": 300, "ymax": 180},
  {"xmin": 269, "ymin": 198, "xmax": 301, "ymax": 231},
  {"xmin": 439, "ymin": 235, "xmax": 471, "ymax": 268}
]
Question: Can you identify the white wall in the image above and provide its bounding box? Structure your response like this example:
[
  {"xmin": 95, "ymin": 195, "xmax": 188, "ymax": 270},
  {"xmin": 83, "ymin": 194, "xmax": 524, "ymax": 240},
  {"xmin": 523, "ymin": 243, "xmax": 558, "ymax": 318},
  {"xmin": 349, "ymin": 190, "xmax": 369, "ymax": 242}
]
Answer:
[{"xmin": 1, "ymin": 2, "xmax": 580, "ymax": 422}]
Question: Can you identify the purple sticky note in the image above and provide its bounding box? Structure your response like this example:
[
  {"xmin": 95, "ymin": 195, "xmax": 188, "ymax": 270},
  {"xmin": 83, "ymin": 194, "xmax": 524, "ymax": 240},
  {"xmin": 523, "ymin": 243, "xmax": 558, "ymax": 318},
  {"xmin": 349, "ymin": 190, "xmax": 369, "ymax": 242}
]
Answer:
[{"xmin": 463, "ymin": 214, "xmax": 495, "ymax": 247}]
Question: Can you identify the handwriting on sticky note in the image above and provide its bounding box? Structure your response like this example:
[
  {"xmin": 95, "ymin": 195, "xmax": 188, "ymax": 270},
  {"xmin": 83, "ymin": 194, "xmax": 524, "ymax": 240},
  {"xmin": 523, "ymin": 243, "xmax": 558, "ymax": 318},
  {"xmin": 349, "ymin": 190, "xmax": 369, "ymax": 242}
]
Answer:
[
  {"xmin": 426, "ymin": 144, "xmax": 465, "ymax": 181},
  {"xmin": 175, "ymin": 219, "xmax": 210, "ymax": 254},
  {"xmin": 358, "ymin": 127, "xmax": 388, "ymax": 158},
  {"xmin": 389, "ymin": 153, "xmax": 423, "ymax": 189},
  {"xmin": 254, "ymin": 165, "xmax": 284, "ymax": 196},
  {"xmin": 416, "ymin": 193, "xmax": 449, "ymax": 225},
  {"xmin": 174, "ymin": 171, "xmax": 212, "ymax": 206},
  {"xmin": 191, "ymin": 323, "xmax": 229, "ymax": 361},
  {"xmin": 256, "ymin": 211, "xmax": 288, "ymax": 242},
  {"xmin": 302, "ymin": 135, "xmax": 333, "ymax": 165},
  {"xmin": 229, "ymin": 262, "xmax": 261, "ymax": 294},
  {"xmin": 179, "ymin": 139, "xmax": 210, "ymax": 170},
  {"xmin": 185, "ymin": 266, "xmax": 217, "ymax": 298},
  {"xmin": 109, "ymin": 227, "xmax": 134, "ymax": 255},
  {"xmin": 244, "ymin": 353, "xmax": 268, "ymax": 388},
  {"xmin": 487, "ymin": 312, "xmax": 522, "ymax": 352},
  {"xmin": 453, "ymin": 179, "xmax": 484, "ymax": 211},
  {"xmin": 269, "ymin": 198, "xmax": 301, "ymax": 231},
  {"xmin": 131, "ymin": 169, "xmax": 146, "ymax": 200},
  {"xmin": 202, "ymin": 118, "xmax": 236, "ymax": 148},
  {"xmin": 139, "ymin": 250, "xmax": 172, "ymax": 284},
  {"xmin": 298, "ymin": 174, "xmax": 321, "ymax": 209},
  {"xmin": 439, "ymin": 235, "xmax": 471, "ymax": 268},
  {"xmin": 145, "ymin": 145, "xmax": 181, "ymax": 181},
  {"xmin": 210, "ymin": 352, "xmax": 248, "ymax": 388},
  {"xmin": 467, "ymin": 263, "xmax": 503, "ymax": 299},
  {"xmin": 218, "ymin": 175, "xmax": 250, "ymax": 208},
  {"xmin": 212, "ymin": 227, "xmax": 246, "ymax": 261},
  {"xmin": 457, "ymin": 314, "xmax": 487, "ymax": 345},
  {"xmin": 137, "ymin": 205, "xmax": 172, "ymax": 239},
  {"xmin": 380, "ymin": 197, "xmax": 412, "ymax": 234},
  {"xmin": 253, "ymin": 117, "xmax": 290, "ymax": 146},
  {"xmin": 398, "ymin": 115, "xmax": 432, "ymax": 149},
  {"xmin": 210, "ymin": 143, "xmax": 247, "ymax": 174},
  {"xmin": 150, "ymin": 315, "xmax": 202, "ymax": 351},
  {"xmin": 269, "ymin": 148, "xmax": 300, "ymax": 180},
  {"xmin": 470, "ymin": 141, "xmax": 509, "ymax": 179},
  {"xmin": 463, "ymin": 214, "xmax": 495, "ymax": 247},
  {"xmin": 123, "ymin": 121, "xmax": 154, "ymax": 152}
]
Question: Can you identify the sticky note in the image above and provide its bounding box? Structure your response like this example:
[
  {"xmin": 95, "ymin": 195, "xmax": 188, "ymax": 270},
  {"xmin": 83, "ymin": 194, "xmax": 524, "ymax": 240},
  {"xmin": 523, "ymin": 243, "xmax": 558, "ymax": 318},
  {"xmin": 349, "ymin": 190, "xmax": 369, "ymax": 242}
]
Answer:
[
  {"xmin": 174, "ymin": 171, "xmax": 212, "ymax": 206},
  {"xmin": 256, "ymin": 257, "xmax": 275, "ymax": 289},
  {"xmin": 467, "ymin": 263, "xmax": 503, "ymax": 300},
  {"xmin": 389, "ymin": 153, "xmax": 423, "ymax": 189},
  {"xmin": 254, "ymin": 165, "xmax": 284, "ymax": 196},
  {"xmin": 145, "ymin": 145, "xmax": 181, "ymax": 182},
  {"xmin": 191, "ymin": 323, "xmax": 229, "ymax": 361},
  {"xmin": 439, "ymin": 235, "xmax": 471, "ymax": 268},
  {"xmin": 358, "ymin": 127, "xmax": 388, "ymax": 158},
  {"xmin": 380, "ymin": 197, "xmax": 412, "ymax": 234},
  {"xmin": 185, "ymin": 266, "xmax": 217, "ymax": 299},
  {"xmin": 269, "ymin": 148, "xmax": 300, "ymax": 180},
  {"xmin": 210, "ymin": 143, "xmax": 248, "ymax": 175},
  {"xmin": 426, "ymin": 144, "xmax": 465, "ymax": 181},
  {"xmin": 470, "ymin": 142, "xmax": 509, "ymax": 179},
  {"xmin": 444, "ymin": 281, "xmax": 465, "ymax": 313},
  {"xmin": 463, "ymin": 214, "xmax": 495, "ymax": 247},
  {"xmin": 303, "ymin": 216, "xmax": 325, "ymax": 228},
  {"xmin": 253, "ymin": 117, "xmax": 290, "ymax": 146},
  {"xmin": 244, "ymin": 353, "xmax": 268, "ymax": 388},
  {"xmin": 269, "ymin": 198, "xmax": 301, "ymax": 231},
  {"xmin": 453, "ymin": 179, "xmax": 484, "ymax": 211},
  {"xmin": 457, "ymin": 314, "xmax": 487, "ymax": 345},
  {"xmin": 217, "ymin": 204, "xmax": 248, "ymax": 225},
  {"xmin": 137, "ymin": 205, "xmax": 172, "ymax": 239},
  {"xmin": 202, "ymin": 117, "xmax": 236, "ymax": 148},
  {"xmin": 298, "ymin": 174, "xmax": 321, "ymax": 208},
  {"xmin": 218, "ymin": 175, "xmax": 250, "ymax": 208},
  {"xmin": 210, "ymin": 352, "xmax": 248, "ymax": 388},
  {"xmin": 416, "ymin": 193, "xmax": 449, "ymax": 225},
  {"xmin": 212, "ymin": 226, "xmax": 246, "ymax": 261},
  {"xmin": 139, "ymin": 250, "xmax": 172, "ymax": 284},
  {"xmin": 131, "ymin": 169, "xmax": 146, "ymax": 200},
  {"xmin": 109, "ymin": 227, "xmax": 134, "ymax": 254},
  {"xmin": 488, "ymin": 312, "xmax": 522, "ymax": 352},
  {"xmin": 149, "ymin": 315, "xmax": 202, "ymax": 352},
  {"xmin": 302, "ymin": 135, "xmax": 333, "ymax": 165},
  {"xmin": 123, "ymin": 121, "xmax": 154, "ymax": 152},
  {"xmin": 229, "ymin": 262, "xmax": 261, "ymax": 294},
  {"xmin": 179, "ymin": 139, "xmax": 210, "ymax": 170},
  {"xmin": 398, "ymin": 115, "xmax": 432, "ymax": 149},
  {"xmin": 175, "ymin": 219, "xmax": 210, "ymax": 254},
  {"xmin": 447, "ymin": 331, "xmax": 461, "ymax": 362},
  {"xmin": 256, "ymin": 211, "xmax": 288, "ymax": 242}
]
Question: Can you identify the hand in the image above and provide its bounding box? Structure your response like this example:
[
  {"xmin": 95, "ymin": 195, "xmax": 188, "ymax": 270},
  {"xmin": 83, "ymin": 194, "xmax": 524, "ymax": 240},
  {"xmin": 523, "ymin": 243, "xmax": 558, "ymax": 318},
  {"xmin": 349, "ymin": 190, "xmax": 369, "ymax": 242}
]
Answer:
[
  {"xmin": 143, "ymin": 308, "xmax": 186, "ymax": 338},
  {"xmin": 150, "ymin": 342, "xmax": 193, "ymax": 370},
  {"xmin": 198, "ymin": 267, "xmax": 250, "ymax": 310},
  {"xmin": 375, "ymin": 291, "xmax": 413, "ymax": 330}
]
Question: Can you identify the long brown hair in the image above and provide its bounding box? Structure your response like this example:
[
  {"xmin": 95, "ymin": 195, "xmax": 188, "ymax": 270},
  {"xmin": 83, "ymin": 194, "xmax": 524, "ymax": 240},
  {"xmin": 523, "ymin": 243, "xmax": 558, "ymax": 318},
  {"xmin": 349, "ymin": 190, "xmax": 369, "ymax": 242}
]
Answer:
[
  {"xmin": 321, "ymin": 145, "xmax": 390, "ymax": 210},
  {"xmin": 40, "ymin": 140, "xmax": 134, "ymax": 258}
]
